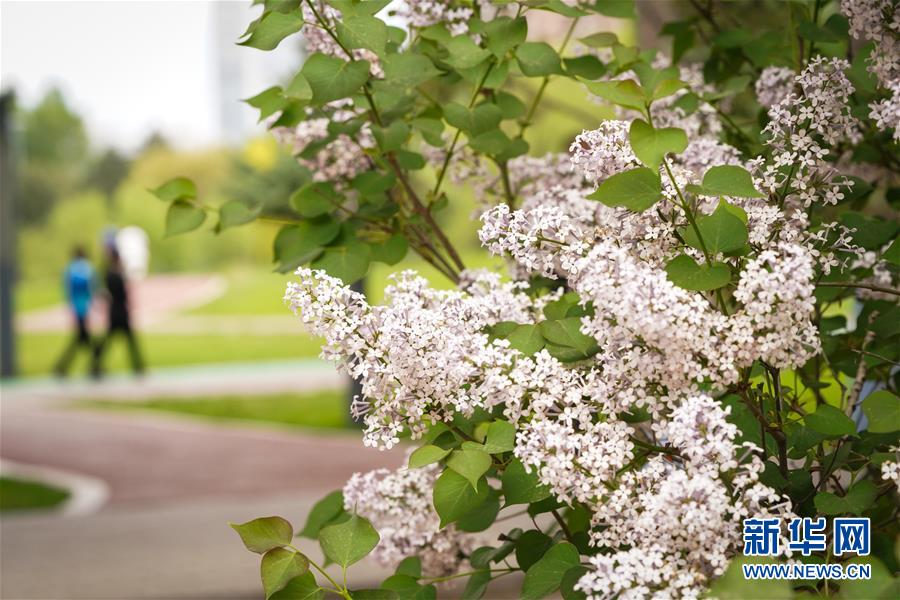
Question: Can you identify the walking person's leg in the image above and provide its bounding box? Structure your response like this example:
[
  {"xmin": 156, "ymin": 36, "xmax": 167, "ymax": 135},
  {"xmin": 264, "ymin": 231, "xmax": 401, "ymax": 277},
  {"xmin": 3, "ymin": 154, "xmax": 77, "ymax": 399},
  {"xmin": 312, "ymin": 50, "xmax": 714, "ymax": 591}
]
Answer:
[
  {"xmin": 123, "ymin": 324, "xmax": 145, "ymax": 375},
  {"xmin": 54, "ymin": 316, "xmax": 89, "ymax": 377},
  {"xmin": 91, "ymin": 327, "xmax": 111, "ymax": 379}
]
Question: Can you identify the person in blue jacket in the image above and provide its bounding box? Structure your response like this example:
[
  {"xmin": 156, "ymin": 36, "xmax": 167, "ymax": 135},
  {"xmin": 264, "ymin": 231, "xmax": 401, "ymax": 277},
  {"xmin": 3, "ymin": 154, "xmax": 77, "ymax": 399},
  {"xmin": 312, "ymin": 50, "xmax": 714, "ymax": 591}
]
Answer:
[{"xmin": 54, "ymin": 246, "xmax": 95, "ymax": 377}]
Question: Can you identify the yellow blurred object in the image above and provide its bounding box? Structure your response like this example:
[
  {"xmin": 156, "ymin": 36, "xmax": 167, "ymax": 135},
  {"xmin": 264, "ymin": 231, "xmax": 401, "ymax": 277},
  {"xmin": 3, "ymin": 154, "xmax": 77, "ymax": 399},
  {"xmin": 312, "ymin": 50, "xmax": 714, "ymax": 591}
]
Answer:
[{"xmin": 242, "ymin": 137, "xmax": 279, "ymax": 172}]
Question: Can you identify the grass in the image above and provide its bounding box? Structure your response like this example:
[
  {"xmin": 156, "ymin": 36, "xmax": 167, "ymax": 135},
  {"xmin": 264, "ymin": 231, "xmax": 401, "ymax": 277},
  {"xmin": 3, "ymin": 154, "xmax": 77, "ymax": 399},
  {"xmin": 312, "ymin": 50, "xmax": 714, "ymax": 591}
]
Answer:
[
  {"xmin": 16, "ymin": 332, "xmax": 323, "ymax": 378},
  {"xmin": 13, "ymin": 249, "xmax": 496, "ymax": 378},
  {"xmin": 78, "ymin": 390, "xmax": 346, "ymax": 430},
  {"xmin": 188, "ymin": 269, "xmax": 291, "ymax": 315},
  {"xmin": 189, "ymin": 248, "xmax": 504, "ymax": 312},
  {"xmin": 14, "ymin": 278, "xmax": 63, "ymax": 312},
  {"xmin": 0, "ymin": 476, "xmax": 71, "ymax": 512},
  {"xmin": 366, "ymin": 250, "xmax": 506, "ymax": 304}
]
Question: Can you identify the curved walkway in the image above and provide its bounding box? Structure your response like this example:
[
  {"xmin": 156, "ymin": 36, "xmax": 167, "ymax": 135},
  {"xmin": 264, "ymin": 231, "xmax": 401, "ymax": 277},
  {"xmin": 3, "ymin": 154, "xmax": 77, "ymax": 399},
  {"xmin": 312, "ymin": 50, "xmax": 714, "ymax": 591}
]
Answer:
[
  {"xmin": 0, "ymin": 362, "xmax": 403, "ymax": 599},
  {"xmin": 17, "ymin": 274, "xmax": 227, "ymax": 333}
]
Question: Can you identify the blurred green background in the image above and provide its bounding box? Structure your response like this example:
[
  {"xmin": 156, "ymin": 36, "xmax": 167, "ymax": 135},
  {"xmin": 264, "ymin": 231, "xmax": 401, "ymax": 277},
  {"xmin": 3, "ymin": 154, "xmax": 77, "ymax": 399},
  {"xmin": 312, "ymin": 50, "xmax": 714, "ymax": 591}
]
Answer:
[
  {"xmin": 10, "ymin": 76, "xmax": 602, "ymax": 379},
  {"xmin": 0, "ymin": 3, "xmax": 626, "ymax": 532},
  {"xmin": 2, "ymin": 72, "xmax": 608, "ymax": 469}
]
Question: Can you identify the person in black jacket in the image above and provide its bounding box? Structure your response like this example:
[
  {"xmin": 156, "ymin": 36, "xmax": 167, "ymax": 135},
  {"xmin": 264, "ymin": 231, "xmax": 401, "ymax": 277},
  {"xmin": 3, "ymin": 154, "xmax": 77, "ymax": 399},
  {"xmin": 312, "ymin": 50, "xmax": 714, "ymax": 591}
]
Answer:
[{"xmin": 92, "ymin": 248, "xmax": 144, "ymax": 378}]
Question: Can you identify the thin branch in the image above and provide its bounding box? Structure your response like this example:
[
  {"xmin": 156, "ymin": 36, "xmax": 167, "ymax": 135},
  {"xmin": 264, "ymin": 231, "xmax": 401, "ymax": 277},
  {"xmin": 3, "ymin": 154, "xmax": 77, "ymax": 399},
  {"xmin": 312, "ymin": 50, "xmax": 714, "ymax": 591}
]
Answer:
[
  {"xmin": 687, "ymin": 0, "xmax": 721, "ymax": 32},
  {"xmin": 847, "ymin": 324, "xmax": 877, "ymax": 417},
  {"xmin": 386, "ymin": 155, "xmax": 466, "ymax": 271},
  {"xmin": 519, "ymin": 17, "xmax": 580, "ymax": 135},
  {"xmin": 851, "ymin": 348, "xmax": 900, "ymax": 368},
  {"xmin": 628, "ymin": 435, "xmax": 681, "ymax": 457},
  {"xmin": 661, "ymin": 155, "xmax": 731, "ymax": 315},
  {"xmin": 763, "ymin": 364, "xmax": 789, "ymax": 477},
  {"xmin": 305, "ymin": 0, "xmax": 465, "ymax": 276},
  {"xmin": 817, "ymin": 281, "xmax": 900, "ymax": 297},
  {"xmin": 432, "ymin": 61, "xmax": 497, "ymax": 198},
  {"xmin": 551, "ymin": 508, "xmax": 576, "ymax": 545},
  {"xmin": 497, "ymin": 160, "xmax": 516, "ymax": 206}
]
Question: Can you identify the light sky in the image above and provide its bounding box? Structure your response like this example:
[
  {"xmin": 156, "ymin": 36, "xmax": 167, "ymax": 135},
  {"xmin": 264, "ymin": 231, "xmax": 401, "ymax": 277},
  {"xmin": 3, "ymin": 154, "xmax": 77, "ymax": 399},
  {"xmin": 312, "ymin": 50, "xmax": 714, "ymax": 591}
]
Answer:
[{"xmin": 1, "ymin": 0, "xmax": 303, "ymax": 153}]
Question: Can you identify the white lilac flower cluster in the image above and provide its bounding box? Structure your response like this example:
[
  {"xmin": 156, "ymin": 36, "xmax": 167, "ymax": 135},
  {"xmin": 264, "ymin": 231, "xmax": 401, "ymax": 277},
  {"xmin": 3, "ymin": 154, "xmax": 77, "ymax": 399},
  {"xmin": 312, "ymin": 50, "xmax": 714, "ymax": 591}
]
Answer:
[
  {"xmin": 569, "ymin": 120, "xmax": 638, "ymax": 183},
  {"xmin": 753, "ymin": 57, "xmax": 861, "ymax": 233},
  {"xmin": 422, "ymin": 143, "xmax": 583, "ymax": 212},
  {"xmin": 480, "ymin": 220, "xmax": 820, "ymax": 394},
  {"xmin": 393, "ymin": 0, "xmax": 475, "ymax": 36},
  {"xmin": 343, "ymin": 458, "xmax": 473, "ymax": 575},
  {"xmin": 805, "ymin": 221, "xmax": 867, "ymax": 276},
  {"xmin": 881, "ymin": 447, "xmax": 900, "ymax": 494},
  {"xmin": 286, "ymin": 259, "xmax": 792, "ymax": 591},
  {"xmin": 300, "ymin": 1, "xmax": 382, "ymax": 76},
  {"xmin": 575, "ymin": 396, "xmax": 793, "ymax": 599},
  {"xmin": 476, "ymin": 61, "xmax": 865, "ymax": 409},
  {"xmin": 565, "ymin": 119, "xmax": 744, "ymax": 244},
  {"xmin": 749, "ymin": 58, "xmax": 872, "ymax": 279},
  {"xmin": 272, "ymin": 104, "xmax": 373, "ymax": 185},
  {"xmin": 280, "ymin": 27, "xmax": 885, "ymax": 596},
  {"xmin": 285, "ymin": 268, "xmax": 537, "ymax": 447},
  {"xmin": 755, "ymin": 66, "xmax": 797, "ymax": 109},
  {"xmin": 485, "ymin": 130, "xmax": 745, "ymax": 276},
  {"xmin": 568, "ymin": 120, "xmax": 742, "ymax": 193},
  {"xmin": 841, "ymin": 0, "xmax": 900, "ymax": 138},
  {"xmin": 841, "ymin": 0, "xmax": 900, "ymax": 89},
  {"xmin": 478, "ymin": 204, "xmax": 592, "ymax": 277},
  {"xmin": 509, "ymin": 351, "xmax": 636, "ymax": 503},
  {"xmin": 728, "ymin": 243, "xmax": 821, "ymax": 368},
  {"xmin": 571, "ymin": 240, "xmax": 739, "ymax": 397},
  {"xmin": 507, "ymin": 153, "xmax": 585, "ymax": 199},
  {"xmin": 870, "ymin": 80, "xmax": 900, "ymax": 140}
]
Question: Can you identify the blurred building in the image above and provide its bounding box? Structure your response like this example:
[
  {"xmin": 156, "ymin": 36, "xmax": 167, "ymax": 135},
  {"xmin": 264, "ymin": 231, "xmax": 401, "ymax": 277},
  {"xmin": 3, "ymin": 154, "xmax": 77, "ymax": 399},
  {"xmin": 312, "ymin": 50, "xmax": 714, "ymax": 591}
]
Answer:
[
  {"xmin": 1, "ymin": 2, "xmax": 305, "ymax": 152},
  {"xmin": 213, "ymin": 2, "xmax": 304, "ymax": 145}
]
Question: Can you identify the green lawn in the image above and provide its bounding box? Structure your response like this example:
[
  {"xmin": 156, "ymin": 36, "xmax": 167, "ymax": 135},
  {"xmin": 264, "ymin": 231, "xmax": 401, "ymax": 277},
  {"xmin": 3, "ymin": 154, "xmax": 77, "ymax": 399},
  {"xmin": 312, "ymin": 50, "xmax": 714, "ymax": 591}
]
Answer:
[
  {"xmin": 78, "ymin": 390, "xmax": 346, "ymax": 430},
  {"xmin": 0, "ymin": 476, "xmax": 71, "ymax": 512},
  {"xmin": 189, "ymin": 249, "xmax": 504, "ymax": 311},
  {"xmin": 14, "ymin": 249, "xmax": 502, "ymax": 378},
  {"xmin": 366, "ymin": 250, "xmax": 506, "ymax": 304},
  {"xmin": 17, "ymin": 332, "xmax": 323, "ymax": 378},
  {"xmin": 188, "ymin": 269, "xmax": 291, "ymax": 315},
  {"xmin": 15, "ymin": 278, "xmax": 63, "ymax": 312}
]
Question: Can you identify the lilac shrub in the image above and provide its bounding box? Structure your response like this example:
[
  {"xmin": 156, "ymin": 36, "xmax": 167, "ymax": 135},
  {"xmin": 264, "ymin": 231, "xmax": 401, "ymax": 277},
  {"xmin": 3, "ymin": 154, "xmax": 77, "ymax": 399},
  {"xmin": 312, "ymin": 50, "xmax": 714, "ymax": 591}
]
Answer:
[{"xmin": 157, "ymin": 1, "xmax": 899, "ymax": 598}]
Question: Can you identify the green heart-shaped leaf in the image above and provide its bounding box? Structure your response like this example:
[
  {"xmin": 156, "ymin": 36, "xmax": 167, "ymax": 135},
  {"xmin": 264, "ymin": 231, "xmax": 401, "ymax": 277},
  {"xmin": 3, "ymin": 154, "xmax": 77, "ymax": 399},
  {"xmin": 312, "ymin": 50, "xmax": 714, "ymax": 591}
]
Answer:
[
  {"xmin": 665, "ymin": 254, "xmax": 731, "ymax": 291},
  {"xmin": 587, "ymin": 167, "xmax": 661, "ymax": 212},
  {"xmin": 628, "ymin": 119, "xmax": 687, "ymax": 168},
  {"xmin": 318, "ymin": 514, "xmax": 379, "ymax": 568}
]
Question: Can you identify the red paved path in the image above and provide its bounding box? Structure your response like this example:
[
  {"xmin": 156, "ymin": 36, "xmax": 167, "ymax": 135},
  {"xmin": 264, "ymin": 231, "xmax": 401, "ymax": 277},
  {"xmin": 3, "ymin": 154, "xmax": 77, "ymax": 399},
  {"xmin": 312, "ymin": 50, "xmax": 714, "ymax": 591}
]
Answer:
[
  {"xmin": 17, "ymin": 273, "xmax": 226, "ymax": 332},
  {"xmin": 1, "ymin": 402, "xmax": 402, "ymax": 507}
]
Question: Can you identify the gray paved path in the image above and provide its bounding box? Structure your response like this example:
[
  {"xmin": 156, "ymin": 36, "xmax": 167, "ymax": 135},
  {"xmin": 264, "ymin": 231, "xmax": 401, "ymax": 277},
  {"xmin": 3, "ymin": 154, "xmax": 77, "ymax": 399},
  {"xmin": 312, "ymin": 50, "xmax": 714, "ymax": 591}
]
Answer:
[
  {"xmin": 1, "ymin": 495, "xmax": 526, "ymax": 600},
  {"xmin": 1, "ymin": 359, "xmax": 343, "ymax": 402},
  {"xmin": 0, "ymin": 361, "xmax": 411, "ymax": 599},
  {"xmin": 1, "ymin": 495, "xmax": 393, "ymax": 599}
]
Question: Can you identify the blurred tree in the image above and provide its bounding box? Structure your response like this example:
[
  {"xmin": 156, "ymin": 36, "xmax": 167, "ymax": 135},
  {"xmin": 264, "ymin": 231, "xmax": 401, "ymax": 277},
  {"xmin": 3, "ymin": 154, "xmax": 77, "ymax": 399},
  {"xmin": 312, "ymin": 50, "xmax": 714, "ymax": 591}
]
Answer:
[
  {"xmin": 138, "ymin": 131, "xmax": 170, "ymax": 154},
  {"xmin": 17, "ymin": 89, "xmax": 90, "ymax": 225},
  {"xmin": 16, "ymin": 166, "xmax": 57, "ymax": 225},
  {"xmin": 85, "ymin": 148, "xmax": 131, "ymax": 200},
  {"xmin": 225, "ymin": 147, "xmax": 311, "ymax": 216},
  {"xmin": 20, "ymin": 89, "xmax": 88, "ymax": 165}
]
